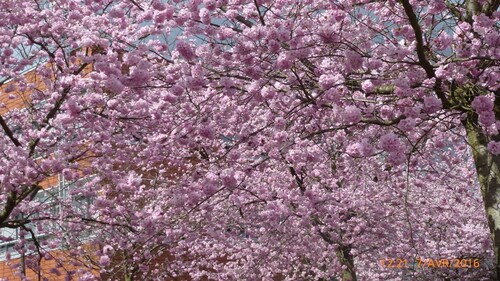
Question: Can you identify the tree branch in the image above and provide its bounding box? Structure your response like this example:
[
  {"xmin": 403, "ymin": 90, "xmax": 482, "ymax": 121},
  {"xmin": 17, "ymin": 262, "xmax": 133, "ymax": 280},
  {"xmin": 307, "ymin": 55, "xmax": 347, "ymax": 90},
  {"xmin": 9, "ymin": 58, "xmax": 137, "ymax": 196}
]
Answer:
[
  {"xmin": 0, "ymin": 115, "xmax": 21, "ymax": 146},
  {"xmin": 400, "ymin": 0, "xmax": 450, "ymax": 109},
  {"xmin": 254, "ymin": 0, "xmax": 266, "ymax": 26}
]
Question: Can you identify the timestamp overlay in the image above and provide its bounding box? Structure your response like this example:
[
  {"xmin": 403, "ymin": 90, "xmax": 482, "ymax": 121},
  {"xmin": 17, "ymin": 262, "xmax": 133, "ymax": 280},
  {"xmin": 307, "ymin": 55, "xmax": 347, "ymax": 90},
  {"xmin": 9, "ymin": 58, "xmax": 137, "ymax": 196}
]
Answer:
[{"xmin": 379, "ymin": 258, "xmax": 481, "ymax": 269}]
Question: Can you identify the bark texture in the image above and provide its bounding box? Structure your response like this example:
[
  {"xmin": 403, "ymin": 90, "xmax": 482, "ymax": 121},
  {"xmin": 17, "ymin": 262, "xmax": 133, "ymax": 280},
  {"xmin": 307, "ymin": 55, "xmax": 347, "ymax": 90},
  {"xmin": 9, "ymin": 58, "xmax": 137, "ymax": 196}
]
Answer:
[{"xmin": 464, "ymin": 116, "xmax": 500, "ymax": 281}]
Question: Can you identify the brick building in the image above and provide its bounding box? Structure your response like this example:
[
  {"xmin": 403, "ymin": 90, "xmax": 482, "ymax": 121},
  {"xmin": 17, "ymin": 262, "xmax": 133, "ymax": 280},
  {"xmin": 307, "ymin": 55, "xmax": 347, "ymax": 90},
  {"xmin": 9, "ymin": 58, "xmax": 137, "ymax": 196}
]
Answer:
[{"xmin": 0, "ymin": 64, "xmax": 100, "ymax": 280}]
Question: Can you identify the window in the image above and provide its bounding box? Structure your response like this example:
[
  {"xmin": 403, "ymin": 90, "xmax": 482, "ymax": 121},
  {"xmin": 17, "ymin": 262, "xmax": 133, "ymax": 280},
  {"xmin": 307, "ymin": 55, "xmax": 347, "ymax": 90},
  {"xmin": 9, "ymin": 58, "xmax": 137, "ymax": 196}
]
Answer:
[{"xmin": 0, "ymin": 176, "xmax": 96, "ymax": 261}]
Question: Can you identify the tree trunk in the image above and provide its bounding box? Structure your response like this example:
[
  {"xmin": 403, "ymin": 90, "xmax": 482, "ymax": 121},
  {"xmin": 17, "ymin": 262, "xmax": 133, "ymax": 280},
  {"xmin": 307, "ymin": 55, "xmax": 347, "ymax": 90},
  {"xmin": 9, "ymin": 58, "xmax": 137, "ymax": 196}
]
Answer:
[
  {"xmin": 464, "ymin": 116, "xmax": 500, "ymax": 281},
  {"xmin": 336, "ymin": 244, "xmax": 357, "ymax": 281},
  {"xmin": 317, "ymin": 213, "xmax": 357, "ymax": 281}
]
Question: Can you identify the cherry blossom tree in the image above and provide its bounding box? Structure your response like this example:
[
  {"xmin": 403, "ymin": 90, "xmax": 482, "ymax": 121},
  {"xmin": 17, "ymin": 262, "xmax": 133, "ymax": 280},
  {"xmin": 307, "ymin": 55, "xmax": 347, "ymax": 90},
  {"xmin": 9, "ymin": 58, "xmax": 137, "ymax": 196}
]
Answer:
[{"xmin": 0, "ymin": 0, "xmax": 499, "ymax": 280}]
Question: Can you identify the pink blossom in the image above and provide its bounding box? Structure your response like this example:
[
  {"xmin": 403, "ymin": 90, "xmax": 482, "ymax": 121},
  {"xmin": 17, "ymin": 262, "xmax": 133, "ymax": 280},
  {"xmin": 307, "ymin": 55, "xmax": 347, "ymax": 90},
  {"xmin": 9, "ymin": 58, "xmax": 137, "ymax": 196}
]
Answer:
[
  {"xmin": 163, "ymin": 5, "xmax": 175, "ymax": 20},
  {"xmin": 387, "ymin": 151, "xmax": 406, "ymax": 166},
  {"xmin": 0, "ymin": 1, "xmax": 495, "ymax": 280},
  {"xmin": 108, "ymin": 7, "xmax": 124, "ymax": 18},
  {"xmin": 129, "ymin": 65, "xmax": 152, "ymax": 84},
  {"xmin": 203, "ymin": 0, "xmax": 217, "ymax": 11},
  {"xmin": 219, "ymin": 77, "xmax": 234, "ymax": 90},
  {"xmin": 479, "ymin": 111, "xmax": 496, "ymax": 126},
  {"xmin": 276, "ymin": 53, "xmax": 293, "ymax": 70},
  {"xmin": 342, "ymin": 106, "xmax": 362, "ymax": 123},
  {"xmin": 170, "ymin": 84, "xmax": 184, "ymax": 96},
  {"xmin": 163, "ymin": 92, "xmax": 177, "ymax": 103},
  {"xmin": 274, "ymin": 117, "xmax": 286, "ymax": 130},
  {"xmin": 176, "ymin": 41, "xmax": 196, "ymax": 61},
  {"xmin": 203, "ymin": 182, "xmax": 217, "ymax": 195},
  {"xmin": 268, "ymin": 147, "xmax": 280, "ymax": 159},
  {"xmin": 435, "ymin": 65, "xmax": 449, "ymax": 78},
  {"xmin": 261, "ymin": 88, "xmax": 276, "ymax": 100},
  {"xmin": 100, "ymin": 255, "xmax": 110, "ymax": 267},
  {"xmin": 472, "ymin": 95, "xmax": 494, "ymax": 112},
  {"xmin": 488, "ymin": 141, "xmax": 500, "ymax": 156},
  {"xmin": 152, "ymin": 0, "xmax": 165, "ymax": 10},
  {"xmin": 4, "ymin": 84, "xmax": 15, "ymax": 93},
  {"xmin": 107, "ymin": 99, "xmax": 119, "ymax": 109},
  {"xmin": 434, "ymin": 32, "xmax": 452, "ymax": 50},
  {"xmin": 404, "ymin": 106, "xmax": 421, "ymax": 118},
  {"xmin": 346, "ymin": 139, "xmax": 373, "ymax": 157},
  {"xmin": 344, "ymin": 50, "xmax": 363, "ymax": 71},
  {"xmin": 221, "ymin": 169, "xmax": 237, "ymax": 188},
  {"xmin": 429, "ymin": 1, "xmax": 447, "ymax": 13},
  {"xmin": 361, "ymin": 80, "xmax": 374, "ymax": 93},
  {"xmin": 3, "ymin": 48, "xmax": 13, "ymax": 57},
  {"xmin": 423, "ymin": 96, "xmax": 442, "ymax": 113},
  {"xmin": 319, "ymin": 74, "xmax": 336, "ymax": 89},
  {"xmin": 199, "ymin": 8, "xmax": 211, "ymax": 24},
  {"xmin": 104, "ymin": 76, "xmax": 124, "ymax": 94},
  {"xmin": 268, "ymin": 40, "xmax": 280, "ymax": 53},
  {"xmin": 346, "ymin": 143, "xmax": 361, "ymax": 156},
  {"xmin": 379, "ymin": 132, "xmax": 401, "ymax": 152},
  {"xmin": 488, "ymin": 141, "xmax": 500, "ymax": 155},
  {"xmin": 198, "ymin": 125, "xmax": 216, "ymax": 139},
  {"xmin": 398, "ymin": 118, "xmax": 416, "ymax": 131}
]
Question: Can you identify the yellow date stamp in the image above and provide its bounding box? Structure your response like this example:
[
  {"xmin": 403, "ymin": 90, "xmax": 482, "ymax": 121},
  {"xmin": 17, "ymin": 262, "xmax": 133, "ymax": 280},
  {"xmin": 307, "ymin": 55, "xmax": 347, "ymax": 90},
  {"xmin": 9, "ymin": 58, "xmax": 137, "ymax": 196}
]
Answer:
[{"xmin": 379, "ymin": 258, "xmax": 481, "ymax": 269}]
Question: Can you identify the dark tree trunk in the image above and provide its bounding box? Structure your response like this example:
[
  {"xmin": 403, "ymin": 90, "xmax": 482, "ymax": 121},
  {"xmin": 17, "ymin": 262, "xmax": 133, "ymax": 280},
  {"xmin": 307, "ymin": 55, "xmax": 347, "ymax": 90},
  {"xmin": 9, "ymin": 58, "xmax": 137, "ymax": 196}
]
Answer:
[
  {"xmin": 464, "ymin": 116, "xmax": 500, "ymax": 281},
  {"xmin": 336, "ymin": 244, "xmax": 357, "ymax": 281}
]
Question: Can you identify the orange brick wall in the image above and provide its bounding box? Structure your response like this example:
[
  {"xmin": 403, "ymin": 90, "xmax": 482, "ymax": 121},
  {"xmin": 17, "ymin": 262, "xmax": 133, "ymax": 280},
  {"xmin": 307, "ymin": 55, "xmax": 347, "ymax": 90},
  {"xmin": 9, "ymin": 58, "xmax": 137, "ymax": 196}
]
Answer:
[
  {"xmin": 0, "ymin": 62, "xmax": 99, "ymax": 280},
  {"xmin": 0, "ymin": 66, "xmax": 47, "ymax": 115},
  {"xmin": 0, "ymin": 247, "xmax": 99, "ymax": 280}
]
